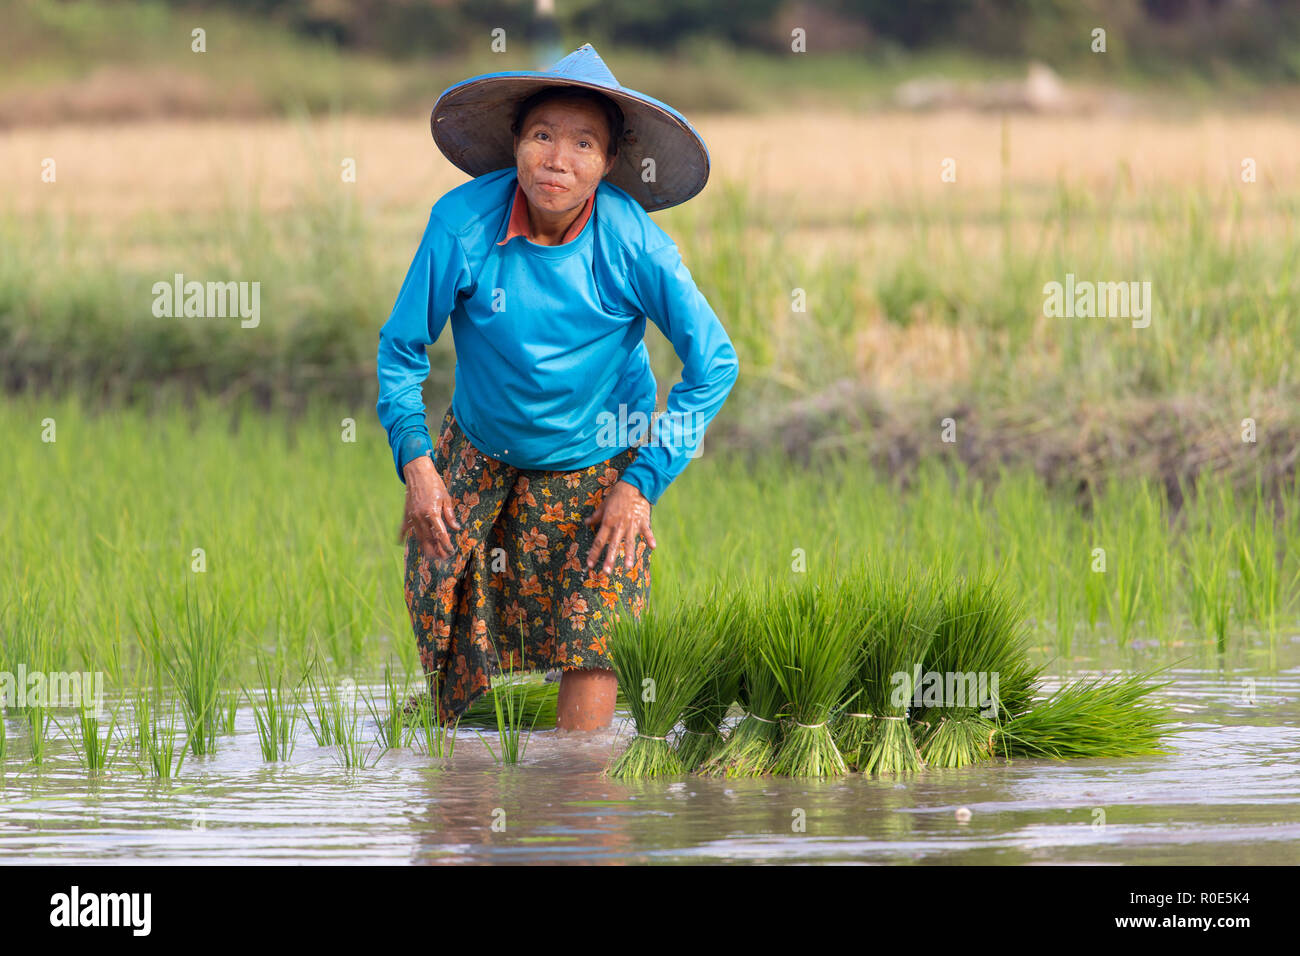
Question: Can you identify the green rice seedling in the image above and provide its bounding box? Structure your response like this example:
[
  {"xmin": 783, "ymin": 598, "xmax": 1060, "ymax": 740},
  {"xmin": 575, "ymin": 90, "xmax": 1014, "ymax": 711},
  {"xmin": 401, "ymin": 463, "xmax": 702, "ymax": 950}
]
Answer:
[
  {"xmin": 912, "ymin": 571, "xmax": 1040, "ymax": 769},
  {"xmin": 26, "ymin": 703, "xmax": 51, "ymax": 767},
  {"xmin": 135, "ymin": 690, "xmax": 188, "ymax": 781},
  {"xmin": 761, "ymin": 579, "xmax": 867, "ymax": 777},
  {"xmin": 0, "ymin": 706, "xmax": 6, "ymax": 762},
  {"xmin": 362, "ymin": 660, "xmax": 411, "ymax": 754},
  {"xmin": 326, "ymin": 681, "xmax": 374, "ymax": 771},
  {"xmin": 1184, "ymin": 513, "xmax": 1235, "ymax": 651},
  {"xmin": 297, "ymin": 657, "xmax": 343, "ymax": 747},
  {"xmin": 607, "ymin": 596, "xmax": 726, "ymax": 779},
  {"xmin": 221, "ymin": 688, "xmax": 240, "ymax": 735},
  {"xmin": 675, "ymin": 638, "xmax": 742, "ymax": 772},
  {"xmin": 137, "ymin": 588, "xmax": 236, "ymax": 756},
  {"xmin": 246, "ymin": 655, "xmax": 299, "ymax": 762},
  {"xmin": 1236, "ymin": 480, "xmax": 1298, "ymax": 639},
  {"xmin": 410, "ymin": 673, "xmax": 457, "ymax": 759},
  {"xmin": 478, "ymin": 633, "xmax": 543, "ymax": 766},
  {"xmin": 851, "ymin": 564, "xmax": 942, "ymax": 775},
  {"xmin": 993, "ymin": 671, "xmax": 1175, "ymax": 760},
  {"xmin": 57, "ymin": 702, "xmax": 123, "ymax": 773},
  {"xmin": 700, "ymin": 586, "xmax": 786, "ymax": 778},
  {"xmin": 459, "ymin": 674, "xmax": 558, "ymax": 730}
]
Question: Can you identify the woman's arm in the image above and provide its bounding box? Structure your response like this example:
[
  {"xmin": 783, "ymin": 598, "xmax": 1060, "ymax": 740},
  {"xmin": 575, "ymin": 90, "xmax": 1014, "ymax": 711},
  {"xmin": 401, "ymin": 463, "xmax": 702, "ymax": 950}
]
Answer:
[
  {"xmin": 376, "ymin": 208, "xmax": 474, "ymax": 483},
  {"xmin": 377, "ymin": 208, "xmax": 474, "ymax": 560},
  {"xmin": 618, "ymin": 240, "xmax": 741, "ymax": 504}
]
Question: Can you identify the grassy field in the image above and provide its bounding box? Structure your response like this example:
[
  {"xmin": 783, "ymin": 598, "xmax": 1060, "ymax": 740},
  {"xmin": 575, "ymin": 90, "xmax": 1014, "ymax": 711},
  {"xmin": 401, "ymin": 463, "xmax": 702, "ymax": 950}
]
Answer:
[
  {"xmin": 3, "ymin": 394, "xmax": 1296, "ymax": 695},
  {"xmin": 3, "ymin": 110, "xmax": 1299, "ymax": 497}
]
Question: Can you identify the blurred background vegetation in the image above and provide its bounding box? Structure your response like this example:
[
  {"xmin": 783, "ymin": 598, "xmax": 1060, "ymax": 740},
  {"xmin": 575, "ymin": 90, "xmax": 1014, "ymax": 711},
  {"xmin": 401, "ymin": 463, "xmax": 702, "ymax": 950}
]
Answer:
[{"xmin": 4, "ymin": 0, "xmax": 1300, "ymax": 127}]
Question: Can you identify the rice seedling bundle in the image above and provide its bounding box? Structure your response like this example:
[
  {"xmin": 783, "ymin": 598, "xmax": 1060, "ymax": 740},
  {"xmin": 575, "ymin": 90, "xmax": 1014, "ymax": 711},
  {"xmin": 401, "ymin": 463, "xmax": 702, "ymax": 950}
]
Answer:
[
  {"xmin": 675, "ymin": 653, "xmax": 741, "ymax": 772},
  {"xmin": 607, "ymin": 599, "xmax": 725, "ymax": 779},
  {"xmin": 845, "ymin": 564, "xmax": 942, "ymax": 775},
  {"xmin": 761, "ymin": 580, "xmax": 867, "ymax": 777},
  {"xmin": 458, "ymin": 675, "xmax": 558, "ymax": 730},
  {"xmin": 912, "ymin": 572, "xmax": 1040, "ymax": 769},
  {"xmin": 672, "ymin": 590, "xmax": 743, "ymax": 771},
  {"xmin": 993, "ymin": 672, "xmax": 1174, "ymax": 760},
  {"xmin": 700, "ymin": 585, "xmax": 787, "ymax": 778}
]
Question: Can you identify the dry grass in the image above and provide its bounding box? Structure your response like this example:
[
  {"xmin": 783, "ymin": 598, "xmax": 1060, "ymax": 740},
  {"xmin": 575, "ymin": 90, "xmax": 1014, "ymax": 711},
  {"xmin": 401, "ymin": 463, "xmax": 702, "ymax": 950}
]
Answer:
[{"xmin": 5, "ymin": 110, "xmax": 1300, "ymax": 223}]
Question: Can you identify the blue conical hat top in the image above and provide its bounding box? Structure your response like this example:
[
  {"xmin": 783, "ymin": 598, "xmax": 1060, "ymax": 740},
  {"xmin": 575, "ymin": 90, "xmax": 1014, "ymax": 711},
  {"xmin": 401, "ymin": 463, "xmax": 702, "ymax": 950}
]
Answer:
[{"xmin": 431, "ymin": 43, "xmax": 709, "ymax": 212}]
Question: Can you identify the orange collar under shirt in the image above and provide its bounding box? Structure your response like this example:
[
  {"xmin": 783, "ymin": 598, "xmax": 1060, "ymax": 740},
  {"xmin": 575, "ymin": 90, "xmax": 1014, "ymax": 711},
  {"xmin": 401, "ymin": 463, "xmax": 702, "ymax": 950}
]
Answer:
[{"xmin": 496, "ymin": 182, "xmax": 595, "ymax": 246}]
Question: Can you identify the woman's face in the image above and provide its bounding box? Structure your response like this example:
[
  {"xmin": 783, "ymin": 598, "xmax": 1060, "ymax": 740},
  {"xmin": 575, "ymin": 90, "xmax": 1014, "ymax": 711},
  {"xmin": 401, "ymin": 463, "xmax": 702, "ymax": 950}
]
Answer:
[{"xmin": 513, "ymin": 98, "xmax": 616, "ymax": 219}]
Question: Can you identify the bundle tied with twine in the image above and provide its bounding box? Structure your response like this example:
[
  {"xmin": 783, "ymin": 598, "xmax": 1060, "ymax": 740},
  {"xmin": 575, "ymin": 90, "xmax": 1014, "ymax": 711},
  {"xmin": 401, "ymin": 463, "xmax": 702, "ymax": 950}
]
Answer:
[
  {"xmin": 606, "ymin": 595, "xmax": 725, "ymax": 778},
  {"xmin": 911, "ymin": 570, "xmax": 1043, "ymax": 769},
  {"xmin": 675, "ymin": 617, "xmax": 743, "ymax": 772},
  {"xmin": 700, "ymin": 584, "xmax": 787, "ymax": 778},
  {"xmin": 760, "ymin": 576, "xmax": 869, "ymax": 777},
  {"xmin": 838, "ymin": 562, "xmax": 942, "ymax": 775}
]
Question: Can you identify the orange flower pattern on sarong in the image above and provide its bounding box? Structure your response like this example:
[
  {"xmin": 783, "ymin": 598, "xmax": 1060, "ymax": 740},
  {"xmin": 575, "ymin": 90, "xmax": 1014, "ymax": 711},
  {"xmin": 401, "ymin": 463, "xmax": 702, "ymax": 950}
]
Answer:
[{"xmin": 403, "ymin": 405, "xmax": 652, "ymax": 723}]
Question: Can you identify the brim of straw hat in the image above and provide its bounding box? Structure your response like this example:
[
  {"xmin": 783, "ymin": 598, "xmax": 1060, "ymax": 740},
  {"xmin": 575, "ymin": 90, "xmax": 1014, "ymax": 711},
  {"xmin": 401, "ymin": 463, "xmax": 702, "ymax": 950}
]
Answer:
[{"xmin": 430, "ymin": 51, "xmax": 710, "ymax": 213}]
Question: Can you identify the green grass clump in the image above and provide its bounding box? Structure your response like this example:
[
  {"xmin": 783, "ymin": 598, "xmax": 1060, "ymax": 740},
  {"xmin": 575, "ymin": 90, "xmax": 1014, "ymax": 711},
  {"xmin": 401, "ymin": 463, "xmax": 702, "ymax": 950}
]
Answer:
[
  {"xmin": 458, "ymin": 676, "xmax": 558, "ymax": 731},
  {"xmin": 994, "ymin": 672, "xmax": 1175, "ymax": 760},
  {"xmin": 607, "ymin": 598, "xmax": 725, "ymax": 779}
]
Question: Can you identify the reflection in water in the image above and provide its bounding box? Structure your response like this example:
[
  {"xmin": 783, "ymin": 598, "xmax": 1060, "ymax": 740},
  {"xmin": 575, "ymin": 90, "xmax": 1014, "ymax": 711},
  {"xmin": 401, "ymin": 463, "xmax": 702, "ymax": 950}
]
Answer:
[{"xmin": 0, "ymin": 646, "xmax": 1297, "ymax": 864}]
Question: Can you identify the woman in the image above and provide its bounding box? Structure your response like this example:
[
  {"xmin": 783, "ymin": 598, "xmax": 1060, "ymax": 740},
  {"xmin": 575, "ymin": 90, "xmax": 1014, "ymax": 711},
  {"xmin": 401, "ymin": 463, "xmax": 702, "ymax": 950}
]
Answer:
[{"xmin": 376, "ymin": 44, "xmax": 739, "ymax": 732}]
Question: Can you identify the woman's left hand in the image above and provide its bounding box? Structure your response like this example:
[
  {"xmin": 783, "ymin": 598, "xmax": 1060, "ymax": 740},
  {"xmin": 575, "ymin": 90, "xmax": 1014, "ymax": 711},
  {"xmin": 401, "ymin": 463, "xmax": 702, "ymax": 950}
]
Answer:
[{"xmin": 585, "ymin": 480, "xmax": 655, "ymax": 574}]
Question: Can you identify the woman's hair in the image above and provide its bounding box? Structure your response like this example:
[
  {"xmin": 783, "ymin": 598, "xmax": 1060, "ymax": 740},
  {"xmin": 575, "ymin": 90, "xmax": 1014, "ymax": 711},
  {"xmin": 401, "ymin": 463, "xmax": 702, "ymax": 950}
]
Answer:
[{"xmin": 510, "ymin": 86, "xmax": 624, "ymax": 158}]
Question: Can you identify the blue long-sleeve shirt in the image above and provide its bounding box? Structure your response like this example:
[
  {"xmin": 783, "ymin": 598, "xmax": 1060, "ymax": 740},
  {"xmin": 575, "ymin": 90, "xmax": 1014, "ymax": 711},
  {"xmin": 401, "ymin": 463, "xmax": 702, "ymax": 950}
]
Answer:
[{"xmin": 375, "ymin": 166, "xmax": 739, "ymax": 506}]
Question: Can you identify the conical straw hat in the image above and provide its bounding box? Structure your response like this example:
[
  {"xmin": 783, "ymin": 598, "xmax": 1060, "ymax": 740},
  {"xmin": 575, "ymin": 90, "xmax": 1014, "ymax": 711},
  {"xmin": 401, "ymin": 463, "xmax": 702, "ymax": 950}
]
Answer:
[{"xmin": 431, "ymin": 43, "xmax": 710, "ymax": 212}]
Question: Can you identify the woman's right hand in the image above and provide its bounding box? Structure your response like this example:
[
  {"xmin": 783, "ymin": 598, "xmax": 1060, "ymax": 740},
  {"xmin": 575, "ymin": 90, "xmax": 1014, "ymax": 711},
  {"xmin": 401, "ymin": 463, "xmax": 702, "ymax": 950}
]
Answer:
[{"xmin": 399, "ymin": 454, "xmax": 462, "ymax": 562}]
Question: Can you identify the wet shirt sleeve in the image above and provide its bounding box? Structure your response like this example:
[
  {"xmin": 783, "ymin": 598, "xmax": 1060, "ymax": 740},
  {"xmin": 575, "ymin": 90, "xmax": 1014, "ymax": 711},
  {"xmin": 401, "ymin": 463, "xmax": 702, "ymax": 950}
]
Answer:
[
  {"xmin": 618, "ymin": 241, "xmax": 740, "ymax": 505},
  {"xmin": 376, "ymin": 210, "xmax": 473, "ymax": 483}
]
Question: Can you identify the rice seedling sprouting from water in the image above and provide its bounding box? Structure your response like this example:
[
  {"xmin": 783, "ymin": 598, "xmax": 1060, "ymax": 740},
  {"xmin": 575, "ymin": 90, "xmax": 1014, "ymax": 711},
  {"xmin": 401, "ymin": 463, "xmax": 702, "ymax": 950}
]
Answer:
[
  {"xmin": 410, "ymin": 672, "xmax": 457, "ymax": 759},
  {"xmin": 478, "ymin": 632, "xmax": 543, "ymax": 766},
  {"xmin": 298, "ymin": 661, "xmax": 339, "ymax": 747},
  {"xmin": 133, "ymin": 685, "xmax": 189, "ymax": 781},
  {"xmin": 328, "ymin": 679, "xmax": 373, "ymax": 770},
  {"xmin": 57, "ymin": 702, "xmax": 123, "ymax": 773},
  {"xmin": 136, "ymin": 587, "xmax": 236, "ymax": 757},
  {"xmin": 362, "ymin": 659, "xmax": 412, "ymax": 755},
  {"xmin": 607, "ymin": 597, "xmax": 725, "ymax": 779},
  {"xmin": 246, "ymin": 655, "xmax": 299, "ymax": 762},
  {"xmin": 26, "ymin": 703, "xmax": 51, "ymax": 767}
]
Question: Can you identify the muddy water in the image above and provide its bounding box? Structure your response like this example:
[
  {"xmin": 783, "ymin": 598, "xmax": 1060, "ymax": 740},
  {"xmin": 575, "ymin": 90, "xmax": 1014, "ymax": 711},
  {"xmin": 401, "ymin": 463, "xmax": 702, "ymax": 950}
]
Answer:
[{"xmin": 1, "ymin": 643, "xmax": 1297, "ymax": 864}]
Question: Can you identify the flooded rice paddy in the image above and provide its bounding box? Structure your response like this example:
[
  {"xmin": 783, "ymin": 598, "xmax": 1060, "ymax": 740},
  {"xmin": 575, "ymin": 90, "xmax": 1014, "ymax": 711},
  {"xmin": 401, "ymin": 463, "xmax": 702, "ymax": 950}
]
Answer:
[{"xmin": 2, "ymin": 642, "xmax": 1297, "ymax": 865}]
